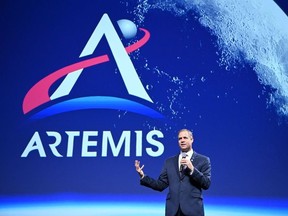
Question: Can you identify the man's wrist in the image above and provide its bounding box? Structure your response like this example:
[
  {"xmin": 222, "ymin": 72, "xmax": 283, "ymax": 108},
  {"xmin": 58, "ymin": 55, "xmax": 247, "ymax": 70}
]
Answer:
[{"xmin": 138, "ymin": 171, "xmax": 144, "ymax": 178}]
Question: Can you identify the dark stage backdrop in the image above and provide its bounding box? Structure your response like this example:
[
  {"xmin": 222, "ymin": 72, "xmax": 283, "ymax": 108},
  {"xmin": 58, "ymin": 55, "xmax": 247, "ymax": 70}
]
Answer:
[{"xmin": 1, "ymin": 0, "xmax": 288, "ymax": 215}]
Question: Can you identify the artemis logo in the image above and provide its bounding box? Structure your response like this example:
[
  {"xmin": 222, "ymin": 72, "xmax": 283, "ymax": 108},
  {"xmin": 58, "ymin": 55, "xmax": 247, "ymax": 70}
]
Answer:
[{"xmin": 22, "ymin": 13, "xmax": 163, "ymax": 120}]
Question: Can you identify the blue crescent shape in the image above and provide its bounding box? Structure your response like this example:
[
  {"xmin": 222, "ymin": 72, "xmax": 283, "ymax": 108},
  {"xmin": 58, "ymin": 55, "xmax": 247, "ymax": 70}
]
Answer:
[{"xmin": 30, "ymin": 96, "xmax": 164, "ymax": 120}]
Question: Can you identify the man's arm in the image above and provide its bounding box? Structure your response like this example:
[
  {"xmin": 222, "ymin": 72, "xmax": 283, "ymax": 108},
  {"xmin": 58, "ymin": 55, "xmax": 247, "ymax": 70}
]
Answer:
[
  {"xmin": 135, "ymin": 160, "xmax": 169, "ymax": 192},
  {"xmin": 140, "ymin": 168, "xmax": 169, "ymax": 192},
  {"xmin": 190, "ymin": 157, "xmax": 211, "ymax": 190}
]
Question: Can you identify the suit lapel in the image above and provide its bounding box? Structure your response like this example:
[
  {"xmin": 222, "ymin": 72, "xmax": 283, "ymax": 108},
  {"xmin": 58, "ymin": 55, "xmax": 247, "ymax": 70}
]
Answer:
[{"xmin": 191, "ymin": 151, "xmax": 197, "ymax": 162}]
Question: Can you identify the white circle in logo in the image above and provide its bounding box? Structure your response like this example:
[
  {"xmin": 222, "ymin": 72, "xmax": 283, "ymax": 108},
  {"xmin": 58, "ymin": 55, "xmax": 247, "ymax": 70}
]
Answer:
[{"xmin": 117, "ymin": 19, "xmax": 137, "ymax": 39}]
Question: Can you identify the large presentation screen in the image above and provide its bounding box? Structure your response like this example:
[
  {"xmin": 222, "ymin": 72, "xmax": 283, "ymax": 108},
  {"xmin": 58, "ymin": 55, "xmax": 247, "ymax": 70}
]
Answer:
[{"xmin": 1, "ymin": 0, "xmax": 288, "ymax": 215}]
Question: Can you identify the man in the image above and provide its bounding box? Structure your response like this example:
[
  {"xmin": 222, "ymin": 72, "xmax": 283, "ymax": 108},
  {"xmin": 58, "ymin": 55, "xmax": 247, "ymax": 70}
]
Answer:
[{"xmin": 135, "ymin": 129, "xmax": 211, "ymax": 216}]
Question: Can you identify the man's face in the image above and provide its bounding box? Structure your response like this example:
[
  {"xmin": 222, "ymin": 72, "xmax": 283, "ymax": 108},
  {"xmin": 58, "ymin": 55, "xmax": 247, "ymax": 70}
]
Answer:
[{"xmin": 178, "ymin": 130, "xmax": 193, "ymax": 152}]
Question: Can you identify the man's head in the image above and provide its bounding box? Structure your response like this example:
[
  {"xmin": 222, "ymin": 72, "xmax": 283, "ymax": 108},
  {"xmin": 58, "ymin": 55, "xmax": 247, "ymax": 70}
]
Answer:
[{"xmin": 178, "ymin": 129, "xmax": 194, "ymax": 152}]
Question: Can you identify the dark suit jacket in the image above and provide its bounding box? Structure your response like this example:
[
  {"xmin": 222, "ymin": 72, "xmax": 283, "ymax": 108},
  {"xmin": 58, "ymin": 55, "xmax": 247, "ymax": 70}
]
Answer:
[{"xmin": 140, "ymin": 152, "xmax": 211, "ymax": 216}]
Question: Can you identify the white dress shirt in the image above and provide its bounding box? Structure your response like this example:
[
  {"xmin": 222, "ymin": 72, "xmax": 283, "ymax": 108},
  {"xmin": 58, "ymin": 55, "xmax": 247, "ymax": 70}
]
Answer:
[{"xmin": 178, "ymin": 149, "xmax": 193, "ymax": 171}]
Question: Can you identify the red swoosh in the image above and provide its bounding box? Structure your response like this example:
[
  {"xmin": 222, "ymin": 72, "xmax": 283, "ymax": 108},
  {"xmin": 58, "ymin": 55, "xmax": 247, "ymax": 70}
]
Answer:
[{"xmin": 22, "ymin": 28, "xmax": 150, "ymax": 114}]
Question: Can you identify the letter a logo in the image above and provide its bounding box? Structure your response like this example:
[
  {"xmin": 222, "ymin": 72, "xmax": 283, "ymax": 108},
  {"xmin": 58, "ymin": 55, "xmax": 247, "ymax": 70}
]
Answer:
[
  {"xmin": 23, "ymin": 14, "xmax": 163, "ymax": 120},
  {"xmin": 51, "ymin": 14, "xmax": 153, "ymax": 102}
]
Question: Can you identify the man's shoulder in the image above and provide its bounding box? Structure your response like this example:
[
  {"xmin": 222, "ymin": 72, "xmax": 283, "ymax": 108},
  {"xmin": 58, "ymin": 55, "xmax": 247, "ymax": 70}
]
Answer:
[
  {"xmin": 165, "ymin": 155, "xmax": 178, "ymax": 163},
  {"xmin": 194, "ymin": 151, "xmax": 210, "ymax": 161}
]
